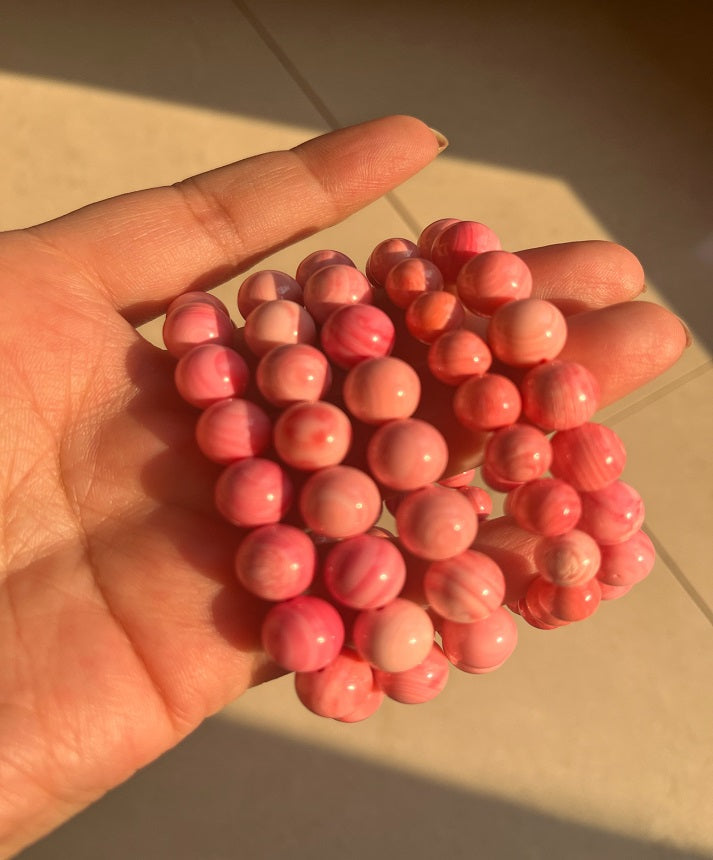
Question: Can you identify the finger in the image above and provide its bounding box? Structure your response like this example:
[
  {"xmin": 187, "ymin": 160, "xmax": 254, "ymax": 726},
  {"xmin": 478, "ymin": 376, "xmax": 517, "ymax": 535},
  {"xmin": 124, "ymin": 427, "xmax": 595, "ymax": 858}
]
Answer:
[{"xmin": 28, "ymin": 116, "xmax": 443, "ymax": 325}]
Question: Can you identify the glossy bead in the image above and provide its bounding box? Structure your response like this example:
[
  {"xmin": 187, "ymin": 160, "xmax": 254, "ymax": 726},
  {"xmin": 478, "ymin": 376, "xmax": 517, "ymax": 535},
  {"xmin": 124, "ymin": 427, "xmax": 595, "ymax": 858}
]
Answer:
[
  {"xmin": 520, "ymin": 360, "xmax": 600, "ymax": 431},
  {"xmin": 416, "ymin": 217, "xmax": 461, "ymax": 259},
  {"xmin": 453, "ymin": 373, "xmax": 522, "ymax": 431},
  {"xmin": 374, "ymin": 643, "xmax": 449, "ymax": 704},
  {"xmin": 396, "ymin": 485, "xmax": 478, "ymax": 561},
  {"xmin": 262, "ymin": 595, "xmax": 344, "ymax": 673},
  {"xmin": 323, "ymin": 534, "xmax": 407, "ymax": 609},
  {"xmin": 365, "ymin": 237, "xmax": 418, "ymax": 286},
  {"xmin": 237, "ymin": 269, "xmax": 302, "ymax": 319},
  {"xmin": 440, "ymin": 606, "xmax": 518, "ymax": 674},
  {"xmin": 299, "ymin": 465, "xmax": 382, "ymax": 539},
  {"xmin": 459, "ymin": 485, "xmax": 493, "ymax": 520},
  {"xmin": 550, "ymin": 423, "xmax": 627, "ymax": 492},
  {"xmin": 343, "ymin": 356, "xmax": 421, "ymax": 424},
  {"xmin": 234, "ymin": 523, "xmax": 316, "ymax": 601},
  {"xmin": 598, "ymin": 581, "xmax": 633, "ymax": 601},
  {"xmin": 405, "ymin": 290, "xmax": 466, "ymax": 344},
  {"xmin": 294, "ymin": 647, "xmax": 374, "ymax": 719},
  {"xmin": 481, "ymin": 463, "xmax": 524, "ymax": 493},
  {"xmin": 174, "ymin": 343, "xmax": 249, "ymax": 408},
  {"xmin": 273, "ymin": 401, "xmax": 352, "ymax": 470},
  {"xmin": 525, "ymin": 575, "xmax": 601, "ymax": 622},
  {"xmin": 335, "ymin": 684, "xmax": 385, "ymax": 722},
  {"xmin": 484, "ymin": 424, "xmax": 552, "ymax": 484},
  {"xmin": 243, "ymin": 299, "xmax": 316, "ymax": 357},
  {"xmin": 162, "ymin": 302, "xmax": 234, "ymax": 358},
  {"xmin": 320, "ymin": 303, "xmax": 395, "ymax": 369},
  {"xmin": 256, "ymin": 342, "xmax": 331, "ymax": 407},
  {"xmin": 195, "ymin": 398, "xmax": 271, "ymax": 464},
  {"xmin": 507, "ymin": 478, "xmax": 582, "ymax": 536},
  {"xmin": 167, "ymin": 291, "xmax": 229, "ymax": 316},
  {"xmin": 517, "ymin": 597, "xmax": 566, "ymax": 630},
  {"xmin": 295, "ymin": 249, "xmax": 356, "ymax": 287},
  {"xmin": 534, "ymin": 529, "xmax": 602, "ymax": 587},
  {"xmin": 303, "ymin": 264, "xmax": 373, "ymax": 324},
  {"xmin": 438, "ymin": 468, "xmax": 477, "ymax": 488},
  {"xmin": 596, "ymin": 530, "xmax": 655, "ymax": 586},
  {"xmin": 578, "ymin": 481, "xmax": 645, "ymax": 545},
  {"xmin": 456, "ymin": 250, "xmax": 533, "ymax": 316},
  {"xmin": 214, "ymin": 457, "xmax": 292, "ymax": 527},
  {"xmin": 424, "ymin": 549, "xmax": 506, "ymax": 623},
  {"xmin": 427, "ymin": 329, "xmax": 492, "ymax": 385},
  {"xmin": 352, "ymin": 598, "xmax": 435, "ymax": 673},
  {"xmin": 487, "ymin": 298, "xmax": 567, "ymax": 367},
  {"xmin": 366, "ymin": 418, "xmax": 448, "ymax": 491},
  {"xmin": 430, "ymin": 220, "xmax": 502, "ymax": 283},
  {"xmin": 383, "ymin": 257, "xmax": 444, "ymax": 309}
]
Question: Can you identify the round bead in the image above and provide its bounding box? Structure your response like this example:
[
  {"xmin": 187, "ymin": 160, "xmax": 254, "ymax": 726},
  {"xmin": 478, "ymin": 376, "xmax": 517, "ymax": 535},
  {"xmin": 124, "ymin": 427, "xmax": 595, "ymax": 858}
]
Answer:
[
  {"xmin": 237, "ymin": 269, "xmax": 302, "ymax": 319},
  {"xmin": 520, "ymin": 360, "xmax": 600, "ymax": 431},
  {"xmin": 162, "ymin": 302, "xmax": 234, "ymax": 358},
  {"xmin": 456, "ymin": 250, "xmax": 533, "ymax": 316},
  {"xmin": 294, "ymin": 647, "xmax": 374, "ymax": 719},
  {"xmin": 243, "ymin": 299, "xmax": 316, "ymax": 357},
  {"xmin": 365, "ymin": 237, "xmax": 418, "ymax": 286},
  {"xmin": 534, "ymin": 529, "xmax": 602, "ymax": 587},
  {"xmin": 320, "ymin": 303, "xmax": 395, "ymax": 369},
  {"xmin": 550, "ymin": 422, "xmax": 627, "ymax": 492},
  {"xmin": 167, "ymin": 291, "xmax": 229, "ymax": 316},
  {"xmin": 273, "ymin": 401, "xmax": 352, "ymax": 470},
  {"xmin": 303, "ymin": 264, "xmax": 373, "ymax": 324},
  {"xmin": 416, "ymin": 217, "xmax": 461, "ymax": 259},
  {"xmin": 596, "ymin": 530, "xmax": 655, "ymax": 586},
  {"xmin": 352, "ymin": 598, "xmax": 435, "ymax": 673},
  {"xmin": 295, "ymin": 249, "xmax": 356, "ymax": 287},
  {"xmin": 440, "ymin": 606, "xmax": 518, "ymax": 674},
  {"xmin": 438, "ymin": 468, "xmax": 477, "ymax": 488},
  {"xmin": 507, "ymin": 478, "xmax": 582, "ymax": 536},
  {"xmin": 598, "ymin": 582, "xmax": 634, "ymax": 601},
  {"xmin": 459, "ymin": 486, "xmax": 493, "ymax": 520},
  {"xmin": 473, "ymin": 516, "xmax": 541, "ymax": 604},
  {"xmin": 174, "ymin": 343, "xmax": 249, "ymax": 408},
  {"xmin": 525, "ymin": 575, "xmax": 601, "ymax": 623},
  {"xmin": 487, "ymin": 298, "xmax": 567, "ymax": 367},
  {"xmin": 323, "ymin": 535, "xmax": 407, "ymax": 609},
  {"xmin": 299, "ymin": 465, "xmax": 382, "ymax": 539},
  {"xmin": 405, "ymin": 290, "xmax": 466, "ymax": 344},
  {"xmin": 373, "ymin": 643, "xmax": 450, "ymax": 704},
  {"xmin": 424, "ymin": 549, "xmax": 506, "ymax": 623},
  {"xmin": 366, "ymin": 418, "xmax": 448, "ymax": 491},
  {"xmin": 335, "ymin": 684, "xmax": 385, "ymax": 722},
  {"xmin": 262, "ymin": 595, "xmax": 344, "ymax": 673},
  {"xmin": 214, "ymin": 457, "xmax": 292, "ymax": 527},
  {"xmin": 481, "ymin": 463, "xmax": 524, "ymax": 493},
  {"xmin": 343, "ymin": 356, "xmax": 421, "ymax": 424},
  {"xmin": 234, "ymin": 523, "xmax": 316, "ymax": 600},
  {"xmin": 255, "ymin": 342, "xmax": 331, "ymax": 407},
  {"xmin": 453, "ymin": 373, "xmax": 522, "ymax": 431},
  {"xmin": 484, "ymin": 424, "xmax": 552, "ymax": 484},
  {"xmin": 578, "ymin": 480, "xmax": 645, "ymax": 545},
  {"xmin": 383, "ymin": 257, "xmax": 444, "ymax": 309},
  {"xmin": 395, "ymin": 485, "xmax": 478, "ymax": 561},
  {"xmin": 195, "ymin": 398, "xmax": 271, "ymax": 464},
  {"xmin": 427, "ymin": 329, "xmax": 492, "ymax": 385},
  {"xmin": 430, "ymin": 220, "xmax": 502, "ymax": 283}
]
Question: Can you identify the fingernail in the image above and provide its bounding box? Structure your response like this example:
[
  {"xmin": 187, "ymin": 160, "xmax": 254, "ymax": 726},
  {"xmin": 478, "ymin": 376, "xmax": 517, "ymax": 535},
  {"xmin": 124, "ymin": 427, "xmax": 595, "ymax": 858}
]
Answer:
[
  {"xmin": 680, "ymin": 318, "xmax": 694, "ymax": 347},
  {"xmin": 429, "ymin": 126, "xmax": 449, "ymax": 153}
]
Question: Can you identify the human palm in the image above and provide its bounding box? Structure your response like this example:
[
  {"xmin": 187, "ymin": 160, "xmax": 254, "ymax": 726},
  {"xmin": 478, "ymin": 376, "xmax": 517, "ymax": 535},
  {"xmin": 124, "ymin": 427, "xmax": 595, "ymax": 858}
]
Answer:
[{"xmin": 0, "ymin": 116, "xmax": 687, "ymax": 856}]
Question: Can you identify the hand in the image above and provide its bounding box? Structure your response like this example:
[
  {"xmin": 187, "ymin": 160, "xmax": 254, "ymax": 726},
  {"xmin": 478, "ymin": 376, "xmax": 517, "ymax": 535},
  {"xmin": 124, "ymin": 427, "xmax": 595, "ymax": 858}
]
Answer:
[{"xmin": 0, "ymin": 115, "xmax": 687, "ymax": 856}]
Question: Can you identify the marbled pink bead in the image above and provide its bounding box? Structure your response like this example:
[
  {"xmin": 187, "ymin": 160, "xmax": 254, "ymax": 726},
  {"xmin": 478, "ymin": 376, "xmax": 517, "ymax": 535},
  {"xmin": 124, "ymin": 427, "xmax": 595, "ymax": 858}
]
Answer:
[
  {"xmin": 438, "ymin": 468, "xmax": 477, "ymax": 488},
  {"xmin": 262, "ymin": 595, "xmax": 344, "ymax": 673},
  {"xmin": 578, "ymin": 480, "xmax": 645, "ymax": 545},
  {"xmin": 174, "ymin": 343, "xmax": 249, "ymax": 408},
  {"xmin": 520, "ymin": 360, "xmax": 600, "ymax": 431},
  {"xmin": 195, "ymin": 398, "xmax": 271, "ymax": 464},
  {"xmin": 303, "ymin": 264, "xmax": 373, "ymax": 324},
  {"xmin": 598, "ymin": 581, "xmax": 633, "ymax": 601},
  {"xmin": 534, "ymin": 529, "xmax": 602, "ymax": 587},
  {"xmin": 424, "ymin": 549, "xmax": 506, "ymax": 623},
  {"xmin": 507, "ymin": 478, "xmax": 582, "ymax": 536},
  {"xmin": 484, "ymin": 424, "xmax": 552, "ymax": 484},
  {"xmin": 294, "ymin": 647, "xmax": 374, "ymax": 719},
  {"xmin": 374, "ymin": 642, "xmax": 449, "ymax": 704},
  {"xmin": 335, "ymin": 683, "xmax": 385, "ymax": 722},
  {"xmin": 481, "ymin": 463, "xmax": 524, "ymax": 493},
  {"xmin": 273, "ymin": 401, "xmax": 352, "ymax": 470},
  {"xmin": 384, "ymin": 257, "xmax": 444, "ymax": 309},
  {"xmin": 320, "ymin": 303, "xmax": 395, "ymax": 369},
  {"xmin": 214, "ymin": 457, "xmax": 292, "ymax": 527},
  {"xmin": 343, "ymin": 356, "xmax": 421, "ymax": 424},
  {"xmin": 440, "ymin": 606, "xmax": 518, "ymax": 674},
  {"xmin": 243, "ymin": 299, "xmax": 316, "ymax": 357},
  {"xmin": 456, "ymin": 250, "xmax": 533, "ymax": 317},
  {"xmin": 550, "ymin": 422, "xmax": 627, "ymax": 492},
  {"xmin": 234, "ymin": 523, "xmax": 316, "ymax": 601},
  {"xmin": 416, "ymin": 217, "xmax": 461, "ymax": 259},
  {"xmin": 295, "ymin": 249, "xmax": 356, "ymax": 287},
  {"xmin": 366, "ymin": 418, "xmax": 448, "ymax": 491},
  {"xmin": 430, "ymin": 220, "xmax": 502, "ymax": 283},
  {"xmin": 365, "ymin": 237, "xmax": 418, "ymax": 286},
  {"xmin": 167, "ymin": 291, "xmax": 229, "ymax": 316},
  {"xmin": 255, "ymin": 342, "xmax": 331, "ymax": 407},
  {"xmin": 517, "ymin": 596, "xmax": 566, "ymax": 630},
  {"xmin": 453, "ymin": 373, "xmax": 522, "ymax": 431},
  {"xmin": 525, "ymin": 575, "xmax": 601, "ymax": 623},
  {"xmin": 405, "ymin": 290, "xmax": 466, "ymax": 344},
  {"xmin": 162, "ymin": 301, "xmax": 235, "ymax": 358},
  {"xmin": 237, "ymin": 269, "xmax": 303, "ymax": 319},
  {"xmin": 459, "ymin": 486, "xmax": 493, "ymax": 520},
  {"xmin": 596, "ymin": 530, "xmax": 655, "ymax": 586},
  {"xmin": 352, "ymin": 598, "xmax": 435, "ymax": 673},
  {"xmin": 487, "ymin": 298, "xmax": 567, "ymax": 367},
  {"xmin": 427, "ymin": 329, "xmax": 492, "ymax": 385},
  {"xmin": 396, "ymin": 485, "xmax": 478, "ymax": 561},
  {"xmin": 299, "ymin": 465, "xmax": 382, "ymax": 539},
  {"xmin": 323, "ymin": 534, "xmax": 406, "ymax": 609}
]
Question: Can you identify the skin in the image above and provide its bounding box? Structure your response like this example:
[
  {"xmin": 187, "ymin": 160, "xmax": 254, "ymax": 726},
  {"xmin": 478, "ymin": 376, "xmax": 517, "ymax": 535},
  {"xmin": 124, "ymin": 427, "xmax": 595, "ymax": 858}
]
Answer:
[{"xmin": 0, "ymin": 115, "xmax": 688, "ymax": 856}]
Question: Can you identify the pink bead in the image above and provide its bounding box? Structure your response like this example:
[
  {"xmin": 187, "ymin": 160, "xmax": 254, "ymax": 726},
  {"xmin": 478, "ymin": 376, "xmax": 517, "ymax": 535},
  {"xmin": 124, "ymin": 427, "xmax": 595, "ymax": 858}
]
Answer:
[
  {"xmin": 430, "ymin": 220, "xmax": 502, "ymax": 283},
  {"xmin": 517, "ymin": 596, "xmax": 566, "ymax": 630},
  {"xmin": 255, "ymin": 342, "xmax": 331, "ymax": 407},
  {"xmin": 384, "ymin": 257, "xmax": 444, "ymax": 309},
  {"xmin": 456, "ymin": 250, "xmax": 533, "ymax": 316},
  {"xmin": 438, "ymin": 468, "xmax": 477, "ymax": 488},
  {"xmin": 162, "ymin": 301, "xmax": 234, "ymax": 358},
  {"xmin": 365, "ymin": 237, "xmax": 418, "ymax": 286},
  {"xmin": 484, "ymin": 424, "xmax": 552, "ymax": 484},
  {"xmin": 174, "ymin": 343, "xmax": 249, "ymax": 408},
  {"xmin": 323, "ymin": 535, "xmax": 406, "ymax": 609},
  {"xmin": 214, "ymin": 457, "xmax": 292, "ymax": 527},
  {"xmin": 396, "ymin": 485, "xmax": 478, "ymax": 561},
  {"xmin": 273, "ymin": 401, "xmax": 352, "ymax": 470},
  {"xmin": 507, "ymin": 478, "xmax": 582, "ymax": 536},
  {"xmin": 596, "ymin": 530, "xmax": 655, "ymax": 586},
  {"xmin": 335, "ymin": 683, "xmax": 385, "ymax": 722},
  {"xmin": 424, "ymin": 549, "xmax": 506, "ymax": 623},
  {"xmin": 459, "ymin": 486, "xmax": 493, "ymax": 520},
  {"xmin": 294, "ymin": 647, "xmax": 374, "ymax": 718},
  {"xmin": 525, "ymin": 575, "xmax": 601, "ymax": 623},
  {"xmin": 598, "ymin": 581, "xmax": 633, "ymax": 601},
  {"xmin": 320, "ymin": 304, "xmax": 395, "ymax": 369},
  {"xmin": 262, "ymin": 595, "xmax": 344, "ymax": 672},
  {"xmin": 550, "ymin": 422, "xmax": 627, "ymax": 492},
  {"xmin": 352, "ymin": 598, "xmax": 435, "ymax": 673},
  {"xmin": 195, "ymin": 398, "xmax": 271, "ymax": 464},
  {"xmin": 167, "ymin": 291, "xmax": 229, "ymax": 316},
  {"xmin": 427, "ymin": 329, "xmax": 492, "ymax": 385},
  {"xmin": 440, "ymin": 606, "xmax": 518, "ymax": 674},
  {"xmin": 578, "ymin": 481, "xmax": 645, "ymax": 545},
  {"xmin": 299, "ymin": 465, "xmax": 382, "ymax": 539},
  {"xmin": 295, "ymin": 249, "xmax": 356, "ymax": 287},
  {"xmin": 520, "ymin": 360, "xmax": 600, "ymax": 431},
  {"xmin": 234, "ymin": 523, "xmax": 316, "ymax": 601},
  {"xmin": 473, "ymin": 516, "xmax": 541, "ymax": 604},
  {"xmin": 453, "ymin": 373, "xmax": 522, "ymax": 431},
  {"xmin": 303, "ymin": 264, "xmax": 373, "ymax": 324},
  {"xmin": 374, "ymin": 642, "xmax": 449, "ymax": 704},
  {"xmin": 405, "ymin": 290, "xmax": 466, "ymax": 344},
  {"xmin": 534, "ymin": 529, "xmax": 602, "ymax": 587},
  {"xmin": 343, "ymin": 356, "xmax": 421, "ymax": 424},
  {"xmin": 366, "ymin": 418, "xmax": 448, "ymax": 491},
  {"xmin": 237, "ymin": 269, "xmax": 302, "ymax": 319},
  {"xmin": 416, "ymin": 217, "xmax": 461, "ymax": 259},
  {"xmin": 487, "ymin": 298, "xmax": 567, "ymax": 367},
  {"xmin": 243, "ymin": 299, "xmax": 317, "ymax": 357},
  {"xmin": 481, "ymin": 463, "xmax": 524, "ymax": 493}
]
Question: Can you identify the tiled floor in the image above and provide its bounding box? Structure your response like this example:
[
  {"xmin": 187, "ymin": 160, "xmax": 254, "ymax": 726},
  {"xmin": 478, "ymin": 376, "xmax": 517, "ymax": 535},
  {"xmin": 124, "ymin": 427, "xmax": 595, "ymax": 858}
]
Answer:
[{"xmin": 2, "ymin": 1, "xmax": 711, "ymax": 857}]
